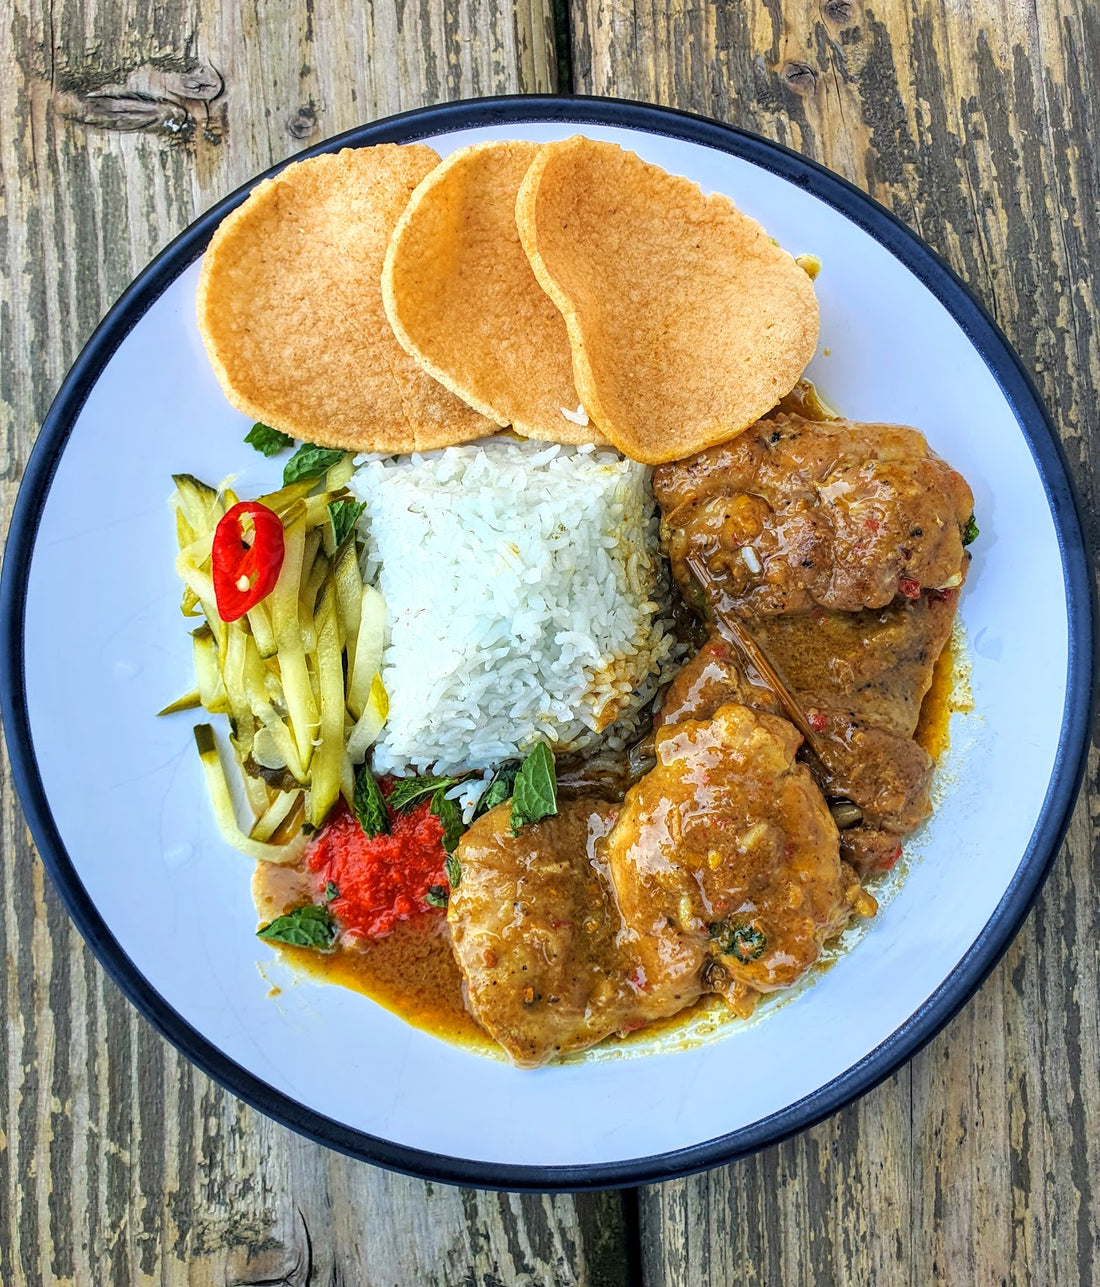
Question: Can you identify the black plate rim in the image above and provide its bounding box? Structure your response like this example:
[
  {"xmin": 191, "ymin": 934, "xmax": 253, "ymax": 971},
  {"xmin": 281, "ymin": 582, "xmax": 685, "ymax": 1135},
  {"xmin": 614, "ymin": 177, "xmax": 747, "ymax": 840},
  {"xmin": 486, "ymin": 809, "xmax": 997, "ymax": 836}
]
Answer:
[{"xmin": 1, "ymin": 93, "xmax": 1094, "ymax": 1192}]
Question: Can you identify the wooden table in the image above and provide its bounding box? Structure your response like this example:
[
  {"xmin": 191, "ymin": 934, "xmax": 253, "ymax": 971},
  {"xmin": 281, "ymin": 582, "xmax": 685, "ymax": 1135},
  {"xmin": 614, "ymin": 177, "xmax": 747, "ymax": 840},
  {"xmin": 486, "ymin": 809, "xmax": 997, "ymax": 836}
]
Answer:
[{"xmin": 2, "ymin": 1, "xmax": 1097, "ymax": 1281}]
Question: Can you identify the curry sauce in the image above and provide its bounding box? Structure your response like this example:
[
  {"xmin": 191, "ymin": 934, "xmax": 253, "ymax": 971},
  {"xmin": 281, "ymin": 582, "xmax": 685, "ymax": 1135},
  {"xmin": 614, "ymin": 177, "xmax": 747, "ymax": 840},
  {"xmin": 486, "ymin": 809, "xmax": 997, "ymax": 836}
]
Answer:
[
  {"xmin": 914, "ymin": 630, "xmax": 973, "ymax": 759},
  {"xmin": 252, "ymin": 819, "xmax": 493, "ymax": 1052},
  {"xmin": 281, "ymin": 917, "xmax": 492, "ymax": 1052}
]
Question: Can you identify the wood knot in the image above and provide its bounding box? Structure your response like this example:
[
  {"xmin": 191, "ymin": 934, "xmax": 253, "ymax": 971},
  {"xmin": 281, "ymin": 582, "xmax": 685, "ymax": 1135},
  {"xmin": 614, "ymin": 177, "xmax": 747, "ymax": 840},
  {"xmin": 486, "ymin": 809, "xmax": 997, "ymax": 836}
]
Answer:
[
  {"xmin": 781, "ymin": 61, "xmax": 818, "ymax": 93},
  {"xmin": 287, "ymin": 102, "xmax": 319, "ymax": 141},
  {"xmin": 52, "ymin": 58, "xmax": 226, "ymax": 147},
  {"xmin": 171, "ymin": 66, "xmax": 224, "ymax": 101}
]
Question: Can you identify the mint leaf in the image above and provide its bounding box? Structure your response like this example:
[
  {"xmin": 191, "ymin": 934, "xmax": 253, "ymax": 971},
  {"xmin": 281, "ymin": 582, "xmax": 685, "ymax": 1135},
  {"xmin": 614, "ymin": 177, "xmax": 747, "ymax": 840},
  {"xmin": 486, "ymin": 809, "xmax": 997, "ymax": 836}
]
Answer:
[
  {"xmin": 962, "ymin": 514, "xmax": 979, "ymax": 546},
  {"xmin": 425, "ymin": 885, "xmax": 449, "ymax": 909},
  {"xmin": 245, "ymin": 422, "xmax": 294, "ymax": 457},
  {"xmin": 329, "ymin": 498, "xmax": 365, "ymax": 547},
  {"xmin": 388, "ymin": 774, "xmax": 462, "ymax": 812},
  {"xmin": 257, "ymin": 903, "xmax": 337, "ymax": 950},
  {"xmin": 510, "ymin": 743, "xmax": 557, "ymax": 835},
  {"xmin": 353, "ymin": 763, "xmax": 389, "ymax": 838},
  {"xmin": 444, "ymin": 853, "xmax": 461, "ymax": 891},
  {"xmin": 430, "ymin": 785, "xmax": 465, "ymax": 854},
  {"xmin": 283, "ymin": 443, "xmax": 347, "ymax": 485},
  {"xmin": 476, "ymin": 763, "xmax": 519, "ymax": 818}
]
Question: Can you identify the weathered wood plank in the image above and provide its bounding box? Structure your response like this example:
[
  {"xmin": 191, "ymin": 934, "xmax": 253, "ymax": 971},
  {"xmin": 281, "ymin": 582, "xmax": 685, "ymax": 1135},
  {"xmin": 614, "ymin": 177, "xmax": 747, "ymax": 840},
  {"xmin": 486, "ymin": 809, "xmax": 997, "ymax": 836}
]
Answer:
[
  {"xmin": 569, "ymin": 0, "xmax": 1100, "ymax": 1282},
  {"xmin": 0, "ymin": 4, "xmax": 632, "ymax": 1285}
]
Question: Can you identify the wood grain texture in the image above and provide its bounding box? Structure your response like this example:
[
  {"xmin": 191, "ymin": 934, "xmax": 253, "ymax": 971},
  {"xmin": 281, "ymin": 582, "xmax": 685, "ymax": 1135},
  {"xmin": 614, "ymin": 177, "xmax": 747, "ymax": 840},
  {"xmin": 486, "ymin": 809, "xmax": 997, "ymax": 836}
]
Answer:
[
  {"xmin": 0, "ymin": 4, "xmax": 633, "ymax": 1286},
  {"xmin": 569, "ymin": 1, "xmax": 1100, "ymax": 1283}
]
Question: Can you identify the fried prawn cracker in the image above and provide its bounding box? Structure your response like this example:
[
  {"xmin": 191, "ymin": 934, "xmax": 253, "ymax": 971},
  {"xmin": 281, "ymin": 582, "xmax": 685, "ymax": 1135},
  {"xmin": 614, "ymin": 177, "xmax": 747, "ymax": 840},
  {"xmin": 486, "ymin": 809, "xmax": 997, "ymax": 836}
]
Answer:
[
  {"xmin": 382, "ymin": 140, "xmax": 602, "ymax": 445},
  {"xmin": 197, "ymin": 144, "xmax": 495, "ymax": 454},
  {"xmin": 515, "ymin": 137, "xmax": 820, "ymax": 465}
]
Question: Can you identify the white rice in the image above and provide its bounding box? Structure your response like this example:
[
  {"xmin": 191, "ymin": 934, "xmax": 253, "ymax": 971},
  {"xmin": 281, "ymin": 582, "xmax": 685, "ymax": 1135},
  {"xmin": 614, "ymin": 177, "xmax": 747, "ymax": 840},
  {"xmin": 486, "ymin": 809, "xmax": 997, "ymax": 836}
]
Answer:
[{"xmin": 350, "ymin": 439, "xmax": 676, "ymax": 777}]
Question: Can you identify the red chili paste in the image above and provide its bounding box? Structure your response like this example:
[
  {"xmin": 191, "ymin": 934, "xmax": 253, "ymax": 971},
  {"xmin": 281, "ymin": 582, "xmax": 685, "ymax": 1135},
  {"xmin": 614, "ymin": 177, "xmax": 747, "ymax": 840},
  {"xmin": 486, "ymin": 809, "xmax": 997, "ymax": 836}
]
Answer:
[{"xmin": 306, "ymin": 787, "xmax": 447, "ymax": 940}]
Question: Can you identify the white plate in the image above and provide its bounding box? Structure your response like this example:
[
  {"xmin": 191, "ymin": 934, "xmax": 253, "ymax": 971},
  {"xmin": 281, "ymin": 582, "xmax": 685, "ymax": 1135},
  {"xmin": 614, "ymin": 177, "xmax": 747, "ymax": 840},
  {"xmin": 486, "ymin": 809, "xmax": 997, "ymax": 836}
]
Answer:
[{"xmin": 1, "ymin": 99, "xmax": 1092, "ymax": 1189}]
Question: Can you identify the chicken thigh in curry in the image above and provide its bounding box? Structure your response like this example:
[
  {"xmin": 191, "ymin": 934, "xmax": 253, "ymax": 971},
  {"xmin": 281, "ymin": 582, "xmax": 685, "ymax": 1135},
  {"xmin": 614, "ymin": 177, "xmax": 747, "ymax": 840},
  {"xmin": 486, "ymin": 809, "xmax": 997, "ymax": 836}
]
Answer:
[
  {"xmin": 448, "ymin": 799, "xmax": 681, "ymax": 1068},
  {"xmin": 605, "ymin": 704, "xmax": 864, "ymax": 1016},
  {"xmin": 656, "ymin": 413, "xmax": 974, "ymax": 616}
]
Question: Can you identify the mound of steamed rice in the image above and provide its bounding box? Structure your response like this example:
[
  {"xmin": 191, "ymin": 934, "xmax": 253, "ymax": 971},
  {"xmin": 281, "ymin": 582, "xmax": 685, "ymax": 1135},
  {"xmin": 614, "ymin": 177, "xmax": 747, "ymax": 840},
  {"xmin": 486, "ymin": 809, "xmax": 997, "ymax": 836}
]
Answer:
[{"xmin": 350, "ymin": 439, "xmax": 676, "ymax": 777}]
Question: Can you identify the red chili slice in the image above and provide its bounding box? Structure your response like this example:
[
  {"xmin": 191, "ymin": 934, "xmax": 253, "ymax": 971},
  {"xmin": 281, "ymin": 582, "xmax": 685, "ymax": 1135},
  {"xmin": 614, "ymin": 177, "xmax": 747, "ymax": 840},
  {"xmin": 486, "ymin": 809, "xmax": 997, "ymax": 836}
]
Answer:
[{"xmin": 211, "ymin": 501, "xmax": 285, "ymax": 622}]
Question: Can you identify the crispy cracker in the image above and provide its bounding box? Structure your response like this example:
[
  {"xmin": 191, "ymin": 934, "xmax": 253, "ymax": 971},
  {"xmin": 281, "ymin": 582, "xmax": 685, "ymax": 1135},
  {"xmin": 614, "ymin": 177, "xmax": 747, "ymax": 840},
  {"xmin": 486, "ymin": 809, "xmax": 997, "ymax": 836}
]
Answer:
[
  {"xmin": 197, "ymin": 145, "xmax": 495, "ymax": 454},
  {"xmin": 382, "ymin": 140, "xmax": 601, "ymax": 445},
  {"xmin": 516, "ymin": 137, "xmax": 820, "ymax": 465}
]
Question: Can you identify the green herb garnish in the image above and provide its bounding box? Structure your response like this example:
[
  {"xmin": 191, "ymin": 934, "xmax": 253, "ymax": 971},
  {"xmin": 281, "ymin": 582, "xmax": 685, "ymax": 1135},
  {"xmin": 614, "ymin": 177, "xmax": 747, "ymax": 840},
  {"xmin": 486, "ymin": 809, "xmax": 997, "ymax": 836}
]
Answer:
[
  {"xmin": 476, "ymin": 763, "xmax": 519, "ymax": 818},
  {"xmin": 444, "ymin": 853, "xmax": 462, "ymax": 891},
  {"xmin": 714, "ymin": 923, "xmax": 767, "ymax": 962},
  {"xmin": 353, "ymin": 763, "xmax": 389, "ymax": 838},
  {"xmin": 283, "ymin": 443, "xmax": 347, "ymax": 486},
  {"xmin": 245, "ymin": 422, "xmax": 294, "ymax": 457},
  {"xmin": 323, "ymin": 881, "xmax": 340, "ymax": 903},
  {"xmin": 431, "ymin": 786, "xmax": 466, "ymax": 854},
  {"xmin": 509, "ymin": 743, "xmax": 558, "ymax": 836},
  {"xmin": 329, "ymin": 498, "xmax": 365, "ymax": 547},
  {"xmin": 257, "ymin": 903, "xmax": 338, "ymax": 951},
  {"xmin": 962, "ymin": 514, "xmax": 979, "ymax": 546},
  {"xmin": 425, "ymin": 885, "xmax": 449, "ymax": 909},
  {"xmin": 389, "ymin": 774, "xmax": 463, "ymax": 812}
]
